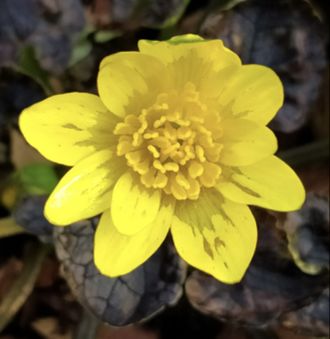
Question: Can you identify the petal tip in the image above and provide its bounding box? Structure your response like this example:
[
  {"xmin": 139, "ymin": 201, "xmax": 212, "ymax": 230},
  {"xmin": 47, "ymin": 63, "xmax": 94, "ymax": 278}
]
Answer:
[{"xmin": 44, "ymin": 196, "xmax": 70, "ymax": 226}]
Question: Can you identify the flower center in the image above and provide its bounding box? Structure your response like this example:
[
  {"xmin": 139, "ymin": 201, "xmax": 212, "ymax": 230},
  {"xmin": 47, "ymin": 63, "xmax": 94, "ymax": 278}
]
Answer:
[{"xmin": 114, "ymin": 83, "xmax": 223, "ymax": 200}]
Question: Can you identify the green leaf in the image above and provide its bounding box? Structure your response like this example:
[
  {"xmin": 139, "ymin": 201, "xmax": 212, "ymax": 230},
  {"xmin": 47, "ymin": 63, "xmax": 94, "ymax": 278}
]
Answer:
[
  {"xmin": 279, "ymin": 139, "xmax": 330, "ymax": 167},
  {"xmin": 17, "ymin": 46, "xmax": 52, "ymax": 94},
  {"xmin": 94, "ymin": 30, "xmax": 122, "ymax": 43},
  {"xmin": 69, "ymin": 25, "xmax": 97, "ymax": 67},
  {"xmin": 1, "ymin": 164, "xmax": 58, "ymax": 209},
  {"xmin": 157, "ymin": 0, "xmax": 191, "ymax": 28},
  {"xmin": 69, "ymin": 40, "xmax": 93, "ymax": 67},
  {"xmin": 17, "ymin": 164, "xmax": 58, "ymax": 195}
]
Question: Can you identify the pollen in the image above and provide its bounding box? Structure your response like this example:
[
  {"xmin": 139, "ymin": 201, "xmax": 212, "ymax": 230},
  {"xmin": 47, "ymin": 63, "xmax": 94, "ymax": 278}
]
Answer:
[{"xmin": 114, "ymin": 83, "xmax": 223, "ymax": 200}]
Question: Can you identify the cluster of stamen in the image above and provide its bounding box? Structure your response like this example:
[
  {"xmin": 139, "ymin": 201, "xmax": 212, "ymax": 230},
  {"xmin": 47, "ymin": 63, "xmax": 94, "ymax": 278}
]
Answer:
[{"xmin": 114, "ymin": 83, "xmax": 223, "ymax": 200}]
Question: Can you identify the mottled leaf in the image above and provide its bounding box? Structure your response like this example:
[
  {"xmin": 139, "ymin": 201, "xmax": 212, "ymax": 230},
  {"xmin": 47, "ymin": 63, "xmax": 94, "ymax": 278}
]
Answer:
[
  {"xmin": 200, "ymin": 0, "xmax": 327, "ymax": 133},
  {"xmin": 13, "ymin": 195, "xmax": 53, "ymax": 240},
  {"xmin": 0, "ymin": 0, "xmax": 85, "ymax": 73},
  {"xmin": 280, "ymin": 287, "xmax": 330, "ymax": 338},
  {"xmin": 53, "ymin": 220, "xmax": 187, "ymax": 326},
  {"xmin": 0, "ymin": 0, "xmax": 37, "ymax": 67},
  {"xmin": 281, "ymin": 193, "xmax": 329, "ymax": 274},
  {"xmin": 185, "ymin": 210, "xmax": 328, "ymax": 328}
]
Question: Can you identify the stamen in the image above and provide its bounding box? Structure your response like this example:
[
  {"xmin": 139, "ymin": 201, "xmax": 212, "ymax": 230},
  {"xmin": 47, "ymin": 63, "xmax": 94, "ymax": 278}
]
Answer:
[
  {"xmin": 114, "ymin": 83, "xmax": 224, "ymax": 200},
  {"xmin": 188, "ymin": 160, "xmax": 204, "ymax": 178},
  {"xmin": 147, "ymin": 145, "xmax": 160, "ymax": 158}
]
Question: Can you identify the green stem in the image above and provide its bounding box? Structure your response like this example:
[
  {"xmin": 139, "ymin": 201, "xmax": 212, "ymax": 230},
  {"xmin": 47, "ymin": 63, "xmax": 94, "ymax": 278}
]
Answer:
[
  {"xmin": 0, "ymin": 242, "xmax": 50, "ymax": 331},
  {"xmin": 278, "ymin": 139, "xmax": 329, "ymax": 167},
  {"xmin": 73, "ymin": 310, "xmax": 101, "ymax": 339}
]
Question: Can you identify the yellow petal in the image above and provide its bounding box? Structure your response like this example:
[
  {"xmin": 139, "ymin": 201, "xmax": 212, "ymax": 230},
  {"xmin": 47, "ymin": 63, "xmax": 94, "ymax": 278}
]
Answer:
[
  {"xmin": 220, "ymin": 118, "xmax": 278, "ymax": 166},
  {"xmin": 171, "ymin": 190, "xmax": 257, "ymax": 283},
  {"xmin": 45, "ymin": 150, "xmax": 125, "ymax": 225},
  {"xmin": 219, "ymin": 65, "xmax": 284, "ymax": 125},
  {"xmin": 111, "ymin": 172, "xmax": 161, "ymax": 235},
  {"xmin": 19, "ymin": 93, "xmax": 117, "ymax": 166},
  {"xmin": 97, "ymin": 52, "xmax": 167, "ymax": 118},
  {"xmin": 138, "ymin": 37, "xmax": 241, "ymax": 90},
  {"xmin": 139, "ymin": 36, "xmax": 240, "ymax": 70},
  {"xmin": 216, "ymin": 156, "xmax": 305, "ymax": 211},
  {"xmin": 94, "ymin": 197, "xmax": 174, "ymax": 277}
]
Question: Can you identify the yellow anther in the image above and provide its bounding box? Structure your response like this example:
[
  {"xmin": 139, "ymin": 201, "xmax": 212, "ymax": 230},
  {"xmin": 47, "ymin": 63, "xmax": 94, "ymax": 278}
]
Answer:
[
  {"xmin": 177, "ymin": 126, "xmax": 192, "ymax": 139},
  {"xmin": 186, "ymin": 177, "xmax": 200, "ymax": 199},
  {"xmin": 117, "ymin": 139, "xmax": 133, "ymax": 156},
  {"xmin": 167, "ymin": 111, "xmax": 181, "ymax": 122},
  {"xmin": 163, "ymin": 123, "xmax": 177, "ymax": 140},
  {"xmin": 137, "ymin": 116, "xmax": 148, "ymax": 134},
  {"xmin": 175, "ymin": 173, "xmax": 190, "ymax": 190},
  {"xmin": 163, "ymin": 162, "xmax": 179, "ymax": 172},
  {"xmin": 199, "ymin": 162, "xmax": 222, "ymax": 188},
  {"xmin": 195, "ymin": 145, "xmax": 206, "ymax": 162},
  {"xmin": 154, "ymin": 116, "xmax": 167, "ymax": 128},
  {"xmin": 163, "ymin": 142, "xmax": 180, "ymax": 155},
  {"xmin": 114, "ymin": 122, "xmax": 134, "ymax": 135},
  {"xmin": 178, "ymin": 119, "xmax": 190, "ymax": 127},
  {"xmin": 191, "ymin": 117, "xmax": 204, "ymax": 125},
  {"xmin": 114, "ymin": 81, "xmax": 223, "ymax": 200},
  {"xmin": 134, "ymin": 159, "xmax": 150, "ymax": 175},
  {"xmin": 147, "ymin": 145, "xmax": 160, "ymax": 158},
  {"xmin": 205, "ymin": 143, "xmax": 223, "ymax": 162},
  {"xmin": 171, "ymin": 151, "xmax": 185, "ymax": 163},
  {"xmin": 144, "ymin": 131, "xmax": 159, "ymax": 139},
  {"xmin": 155, "ymin": 103, "xmax": 169, "ymax": 110},
  {"xmin": 179, "ymin": 155, "xmax": 190, "ymax": 166},
  {"xmin": 170, "ymin": 180, "xmax": 187, "ymax": 200},
  {"xmin": 153, "ymin": 172, "xmax": 168, "ymax": 188},
  {"xmin": 184, "ymin": 145, "xmax": 194, "ymax": 158},
  {"xmin": 150, "ymin": 136, "xmax": 171, "ymax": 149},
  {"xmin": 132, "ymin": 132, "xmax": 143, "ymax": 147},
  {"xmin": 125, "ymin": 150, "xmax": 142, "ymax": 166},
  {"xmin": 188, "ymin": 161, "xmax": 204, "ymax": 178},
  {"xmin": 141, "ymin": 168, "xmax": 156, "ymax": 188},
  {"xmin": 153, "ymin": 160, "xmax": 166, "ymax": 174}
]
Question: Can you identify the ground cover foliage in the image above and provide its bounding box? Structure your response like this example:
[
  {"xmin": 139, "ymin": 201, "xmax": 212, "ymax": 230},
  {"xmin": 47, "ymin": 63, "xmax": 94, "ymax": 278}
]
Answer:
[{"xmin": 0, "ymin": 0, "xmax": 329, "ymax": 338}]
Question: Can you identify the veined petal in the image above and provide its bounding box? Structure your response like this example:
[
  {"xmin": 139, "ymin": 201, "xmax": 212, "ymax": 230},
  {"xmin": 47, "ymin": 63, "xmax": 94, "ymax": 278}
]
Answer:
[
  {"xmin": 171, "ymin": 190, "xmax": 257, "ymax": 283},
  {"xmin": 19, "ymin": 93, "xmax": 118, "ymax": 166},
  {"xmin": 45, "ymin": 150, "xmax": 125, "ymax": 225},
  {"xmin": 138, "ymin": 36, "xmax": 241, "ymax": 90},
  {"xmin": 219, "ymin": 65, "xmax": 284, "ymax": 125},
  {"xmin": 216, "ymin": 156, "xmax": 305, "ymax": 211},
  {"xmin": 220, "ymin": 118, "xmax": 278, "ymax": 166},
  {"xmin": 94, "ymin": 197, "xmax": 174, "ymax": 277},
  {"xmin": 111, "ymin": 172, "xmax": 161, "ymax": 235},
  {"xmin": 97, "ymin": 52, "xmax": 167, "ymax": 118},
  {"xmin": 139, "ymin": 35, "xmax": 240, "ymax": 70}
]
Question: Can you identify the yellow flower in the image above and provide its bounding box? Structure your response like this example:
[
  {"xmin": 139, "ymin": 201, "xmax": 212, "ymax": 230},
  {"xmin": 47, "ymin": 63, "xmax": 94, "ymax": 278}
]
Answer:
[{"xmin": 19, "ymin": 34, "xmax": 305, "ymax": 283}]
